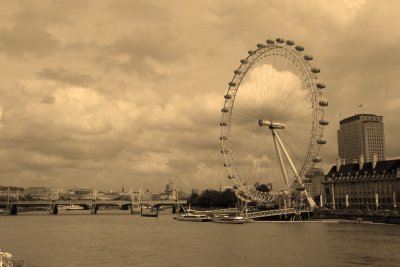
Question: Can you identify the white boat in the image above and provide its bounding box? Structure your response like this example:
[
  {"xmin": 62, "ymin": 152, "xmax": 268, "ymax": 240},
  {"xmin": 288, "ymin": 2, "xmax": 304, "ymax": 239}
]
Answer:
[
  {"xmin": 176, "ymin": 213, "xmax": 212, "ymax": 222},
  {"xmin": 212, "ymin": 215, "xmax": 247, "ymax": 224},
  {"xmin": 60, "ymin": 204, "xmax": 84, "ymax": 211}
]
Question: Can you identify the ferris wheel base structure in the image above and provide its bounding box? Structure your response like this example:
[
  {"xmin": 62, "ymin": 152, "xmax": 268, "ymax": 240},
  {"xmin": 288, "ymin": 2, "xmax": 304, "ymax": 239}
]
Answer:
[{"xmin": 220, "ymin": 37, "xmax": 327, "ymax": 211}]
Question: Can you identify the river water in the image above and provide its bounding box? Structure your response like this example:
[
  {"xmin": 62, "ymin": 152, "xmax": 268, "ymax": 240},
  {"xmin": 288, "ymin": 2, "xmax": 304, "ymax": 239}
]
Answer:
[{"xmin": 0, "ymin": 210, "xmax": 399, "ymax": 267}]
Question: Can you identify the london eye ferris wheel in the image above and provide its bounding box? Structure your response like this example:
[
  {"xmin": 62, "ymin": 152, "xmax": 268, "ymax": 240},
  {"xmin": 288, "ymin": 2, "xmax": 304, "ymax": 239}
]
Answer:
[{"xmin": 220, "ymin": 38, "xmax": 328, "ymax": 207}]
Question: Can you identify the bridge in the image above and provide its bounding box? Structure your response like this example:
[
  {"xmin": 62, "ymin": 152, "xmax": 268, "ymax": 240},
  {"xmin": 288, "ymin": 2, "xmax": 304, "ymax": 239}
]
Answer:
[{"xmin": 0, "ymin": 199, "xmax": 187, "ymax": 215}]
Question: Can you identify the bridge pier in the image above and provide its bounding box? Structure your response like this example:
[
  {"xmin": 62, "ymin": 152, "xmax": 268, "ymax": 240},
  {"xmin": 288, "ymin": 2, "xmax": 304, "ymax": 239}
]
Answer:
[
  {"xmin": 48, "ymin": 204, "xmax": 58, "ymax": 215},
  {"xmin": 6, "ymin": 204, "xmax": 18, "ymax": 215},
  {"xmin": 90, "ymin": 205, "xmax": 98, "ymax": 214},
  {"xmin": 172, "ymin": 204, "xmax": 177, "ymax": 214}
]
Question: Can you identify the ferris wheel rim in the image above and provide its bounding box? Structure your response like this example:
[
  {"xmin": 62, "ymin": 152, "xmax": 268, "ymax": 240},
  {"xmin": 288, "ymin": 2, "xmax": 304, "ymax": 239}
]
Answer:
[{"xmin": 220, "ymin": 38, "xmax": 327, "ymax": 203}]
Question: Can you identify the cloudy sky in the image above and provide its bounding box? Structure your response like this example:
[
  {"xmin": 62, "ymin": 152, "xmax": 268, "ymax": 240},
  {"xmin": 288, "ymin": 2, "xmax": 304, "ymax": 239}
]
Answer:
[{"xmin": 1, "ymin": 0, "xmax": 399, "ymax": 191}]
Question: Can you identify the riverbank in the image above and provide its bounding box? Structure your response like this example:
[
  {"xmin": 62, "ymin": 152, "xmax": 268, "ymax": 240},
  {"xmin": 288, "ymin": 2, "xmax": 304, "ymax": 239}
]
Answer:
[{"xmin": 311, "ymin": 210, "xmax": 400, "ymax": 225}]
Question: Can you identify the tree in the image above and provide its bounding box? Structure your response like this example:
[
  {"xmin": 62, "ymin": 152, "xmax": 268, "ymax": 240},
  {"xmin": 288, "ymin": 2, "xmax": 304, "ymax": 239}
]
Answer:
[{"xmin": 187, "ymin": 189, "xmax": 237, "ymax": 208}]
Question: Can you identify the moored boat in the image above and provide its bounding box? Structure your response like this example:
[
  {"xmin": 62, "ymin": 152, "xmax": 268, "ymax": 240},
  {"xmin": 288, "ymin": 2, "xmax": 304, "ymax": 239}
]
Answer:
[
  {"xmin": 212, "ymin": 215, "xmax": 247, "ymax": 224},
  {"xmin": 59, "ymin": 204, "xmax": 84, "ymax": 211},
  {"xmin": 176, "ymin": 213, "xmax": 212, "ymax": 222}
]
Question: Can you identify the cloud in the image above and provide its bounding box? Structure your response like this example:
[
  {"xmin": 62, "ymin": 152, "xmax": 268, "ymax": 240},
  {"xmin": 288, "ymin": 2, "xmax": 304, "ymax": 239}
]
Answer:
[
  {"xmin": 1, "ymin": 0, "xmax": 400, "ymax": 191},
  {"xmin": 37, "ymin": 68, "xmax": 94, "ymax": 86}
]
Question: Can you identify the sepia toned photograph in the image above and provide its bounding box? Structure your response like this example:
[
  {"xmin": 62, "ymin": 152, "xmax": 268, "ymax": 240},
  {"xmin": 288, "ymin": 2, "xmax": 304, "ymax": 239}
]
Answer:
[{"xmin": 0, "ymin": 0, "xmax": 399, "ymax": 266}]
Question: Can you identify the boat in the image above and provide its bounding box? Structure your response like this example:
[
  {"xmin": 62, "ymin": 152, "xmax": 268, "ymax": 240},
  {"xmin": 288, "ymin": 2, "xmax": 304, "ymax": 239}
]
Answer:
[
  {"xmin": 176, "ymin": 213, "xmax": 212, "ymax": 222},
  {"xmin": 212, "ymin": 215, "xmax": 247, "ymax": 224},
  {"xmin": 59, "ymin": 204, "xmax": 84, "ymax": 211}
]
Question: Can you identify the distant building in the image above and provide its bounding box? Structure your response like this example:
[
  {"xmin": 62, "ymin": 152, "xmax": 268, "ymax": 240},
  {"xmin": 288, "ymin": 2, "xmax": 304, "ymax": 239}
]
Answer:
[
  {"xmin": 303, "ymin": 168, "xmax": 324, "ymax": 198},
  {"xmin": 25, "ymin": 187, "xmax": 52, "ymax": 200},
  {"xmin": 323, "ymin": 157, "xmax": 400, "ymax": 210},
  {"xmin": 337, "ymin": 114, "xmax": 385, "ymax": 163},
  {"xmin": 0, "ymin": 186, "xmax": 24, "ymax": 200}
]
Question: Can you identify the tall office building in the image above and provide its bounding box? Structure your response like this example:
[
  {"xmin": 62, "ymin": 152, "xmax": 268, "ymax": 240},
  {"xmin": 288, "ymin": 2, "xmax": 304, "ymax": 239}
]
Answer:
[{"xmin": 337, "ymin": 114, "xmax": 385, "ymax": 163}]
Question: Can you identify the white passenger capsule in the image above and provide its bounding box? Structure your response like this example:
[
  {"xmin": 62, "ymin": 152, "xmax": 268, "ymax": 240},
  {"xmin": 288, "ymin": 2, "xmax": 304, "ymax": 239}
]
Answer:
[
  {"xmin": 227, "ymin": 174, "xmax": 235, "ymax": 179},
  {"xmin": 228, "ymin": 81, "xmax": 237, "ymax": 86},
  {"xmin": 304, "ymin": 55, "xmax": 313, "ymax": 61},
  {"xmin": 276, "ymin": 38, "xmax": 285, "ymax": 43},
  {"xmin": 295, "ymin": 45, "xmax": 304, "ymax": 51},
  {"xmin": 220, "ymin": 136, "xmax": 228, "ymax": 140},
  {"xmin": 220, "ymin": 122, "xmax": 228, "ymax": 126},
  {"xmin": 257, "ymin": 43, "xmax": 266, "ymax": 48},
  {"xmin": 224, "ymin": 94, "xmax": 232, "ymax": 100},
  {"xmin": 221, "ymin": 149, "xmax": 228, "ymax": 154},
  {"xmin": 319, "ymin": 100, "xmax": 328, "ymax": 107},
  {"xmin": 224, "ymin": 162, "xmax": 231, "ymax": 167},
  {"xmin": 240, "ymin": 59, "xmax": 248, "ymax": 64},
  {"xmin": 319, "ymin": 119, "xmax": 329, "ymax": 126},
  {"xmin": 286, "ymin": 40, "xmax": 295, "ymax": 46},
  {"xmin": 316, "ymin": 83, "xmax": 325, "ymax": 89},
  {"xmin": 234, "ymin": 69, "xmax": 242, "ymax": 74},
  {"xmin": 311, "ymin": 67, "xmax": 320, "ymax": 73},
  {"xmin": 317, "ymin": 138, "xmax": 327, "ymax": 145},
  {"xmin": 266, "ymin": 39, "xmax": 275, "ymax": 44},
  {"xmin": 221, "ymin": 108, "xmax": 230, "ymax": 113},
  {"xmin": 248, "ymin": 50, "xmax": 255, "ymax": 55},
  {"xmin": 313, "ymin": 156, "xmax": 322, "ymax": 162}
]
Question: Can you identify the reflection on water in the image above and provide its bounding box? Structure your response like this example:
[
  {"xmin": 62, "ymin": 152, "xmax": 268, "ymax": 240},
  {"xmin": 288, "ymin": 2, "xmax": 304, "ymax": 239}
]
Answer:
[{"xmin": 1, "ymin": 210, "xmax": 399, "ymax": 267}]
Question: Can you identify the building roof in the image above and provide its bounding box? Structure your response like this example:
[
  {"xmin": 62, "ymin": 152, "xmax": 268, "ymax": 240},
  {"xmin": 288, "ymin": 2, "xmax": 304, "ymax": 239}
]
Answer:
[
  {"xmin": 327, "ymin": 159, "xmax": 400, "ymax": 177},
  {"xmin": 339, "ymin": 113, "xmax": 382, "ymax": 125}
]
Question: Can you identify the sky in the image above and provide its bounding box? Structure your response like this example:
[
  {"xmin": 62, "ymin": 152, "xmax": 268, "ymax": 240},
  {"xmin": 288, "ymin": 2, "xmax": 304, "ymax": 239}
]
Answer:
[{"xmin": 1, "ymin": 0, "xmax": 400, "ymax": 192}]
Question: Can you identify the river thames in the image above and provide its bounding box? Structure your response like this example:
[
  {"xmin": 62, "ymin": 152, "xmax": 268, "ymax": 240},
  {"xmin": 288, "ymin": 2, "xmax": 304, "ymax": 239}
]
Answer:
[{"xmin": 1, "ymin": 210, "xmax": 399, "ymax": 267}]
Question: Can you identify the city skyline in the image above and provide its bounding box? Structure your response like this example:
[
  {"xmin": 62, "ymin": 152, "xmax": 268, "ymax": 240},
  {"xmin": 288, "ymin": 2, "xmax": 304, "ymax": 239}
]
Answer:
[{"xmin": 1, "ymin": 1, "xmax": 400, "ymax": 191}]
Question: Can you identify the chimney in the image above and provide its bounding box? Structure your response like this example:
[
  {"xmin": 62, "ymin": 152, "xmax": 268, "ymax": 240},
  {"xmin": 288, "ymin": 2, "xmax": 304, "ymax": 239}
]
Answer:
[
  {"xmin": 372, "ymin": 153, "xmax": 378, "ymax": 169},
  {"xmin": 359, "ymin": 155, "xmax": 364, "ymax": 170},
  {"xmin": 336, "ymin": 157, "xmax": 341, "ymax": 172},
  {"xmin": 341, "ymin": 158, "xmax": 346, "ymax": 165}
]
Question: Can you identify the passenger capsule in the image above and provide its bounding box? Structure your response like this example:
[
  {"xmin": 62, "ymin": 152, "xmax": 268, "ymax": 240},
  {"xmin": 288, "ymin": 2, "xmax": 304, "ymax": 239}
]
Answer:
[
  {"xmin": 240, "ymin": 59, "xmax": 248, "ymax": 64},
  {"xmin": 319, "ymin": 119, "xmax": 329, "ymax": 126},
  {"xmin": 257, "ymin": 43, "xmax": 266, "ymax": 48},
  {"xmin": 313, "ymin": 156, "xmax": 322, "ymax": 162},
  {"xmin": 311, "ymin": 67, "xmax": 320, "ymax": 73},
  {"xmin": 316, "ymin": 83, "xmax": 326, "ymax": 89},
  {"xmin": 295, "ymin": 45, "xmax": 304, "ymax": 51},
  {"xmin": 228, "ymin": 81, "xmax": 237, "ymax": 87},
  {"xmin": 224, "ymin": 162, "xmax": 231, "ymax": 167},
  {"xmin": 221, "ymin": 149, "xmax": 228, "ymax": 154},
  {"xmin": 319, "ymin": 100, "xmax": 328, "ymax": 107},
  {"xmin": 317, "ymin": 138, "xmax": 327, "ymax": 145},
  {"xmin": 220, "ymin": 122, "xmax": 228, "ymax": 126},
  {"xmin": 227, "ymin": 174, "xmax": 235, "ymax": 179},
  {"xmin": 220, "ymin": 136, "xmax": 228, "ymax": 140},
  {"xmin": 286, "ymin": 40, "xmax": 295, "ymax": 46},
  {"xmin": 221, "ymin": 108, "xmax": 230, "ymax": 113},
  {"xmin": 234, "ymin": 69, "xmax": 242, "ymax": 74},
  {"xmin": 266, "ymin": 39, "xmax": 275, "ymax": 44},
  {"xmin": 276, "ymin": 38, "xmax": 285, "ymax": 43},
  {"xmin": 304, "ymin": 55, "xmax": 313, "ymax": 61},
  {"xmin": 248, "ymin": 50, "xmax": 255, "ymax": 55},
  {"xmin": 224, "ymin": 94, "xmax": 232, "ymax": 100}
]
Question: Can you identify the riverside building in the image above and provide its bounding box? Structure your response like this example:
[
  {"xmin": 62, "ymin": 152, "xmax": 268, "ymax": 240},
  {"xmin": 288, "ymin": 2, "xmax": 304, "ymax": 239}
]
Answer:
[
  {"xmin": 323, "ymin": 155, "xmax": 400, "ymax": 210},
  {"xmin": 337, "ymin": 114, "xmax": 385, "ymax": 163}
]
